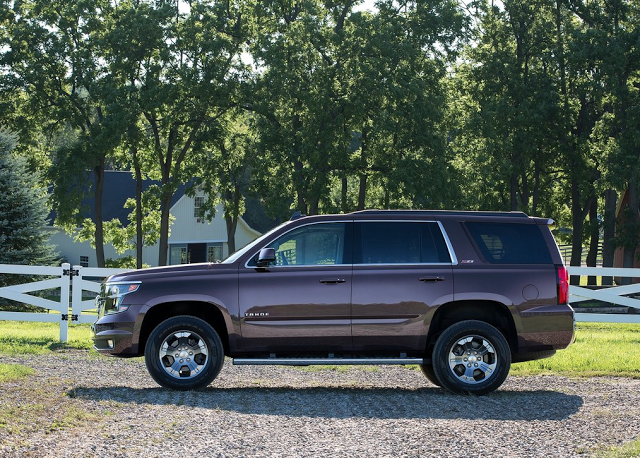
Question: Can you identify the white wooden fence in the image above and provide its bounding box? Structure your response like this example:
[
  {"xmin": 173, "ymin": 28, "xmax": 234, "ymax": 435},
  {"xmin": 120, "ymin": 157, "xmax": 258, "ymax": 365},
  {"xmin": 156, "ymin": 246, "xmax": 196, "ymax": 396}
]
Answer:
[
  {"xmin": 0, "ymin": 263, "xmax": 126, "ymax": 341},
  {"xmin": 0, "ymin": 264, "xmax": 639, "ymax": 343},
  {"xmin": 569, "ymin": 266, "xmax": 640, "ymax": 323}
]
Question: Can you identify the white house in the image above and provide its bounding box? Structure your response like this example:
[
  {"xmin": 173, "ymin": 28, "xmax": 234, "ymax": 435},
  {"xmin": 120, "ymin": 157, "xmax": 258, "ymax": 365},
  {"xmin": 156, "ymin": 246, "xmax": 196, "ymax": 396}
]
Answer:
[{"xmin": 46, "ymin": 171, "xmax": 262, "ymax": 267}]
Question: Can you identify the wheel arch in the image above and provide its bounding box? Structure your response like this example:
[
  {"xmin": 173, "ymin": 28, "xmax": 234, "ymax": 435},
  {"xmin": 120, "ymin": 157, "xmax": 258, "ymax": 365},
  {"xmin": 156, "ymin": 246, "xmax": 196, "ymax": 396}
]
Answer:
[
  {"xmin": 426, "ymin": 300, "xmax": 517, "ymax": 355},
  {"xmin": 138, "ymin": 301, "xmax": 230, "ymax": 356}
]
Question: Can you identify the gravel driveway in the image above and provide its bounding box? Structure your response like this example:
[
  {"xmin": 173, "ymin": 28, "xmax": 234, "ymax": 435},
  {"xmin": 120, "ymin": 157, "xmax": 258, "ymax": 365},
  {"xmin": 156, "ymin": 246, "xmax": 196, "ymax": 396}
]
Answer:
[{"xmin": 1, "ymin": 352, "xmax": 639, "ymax": 458}]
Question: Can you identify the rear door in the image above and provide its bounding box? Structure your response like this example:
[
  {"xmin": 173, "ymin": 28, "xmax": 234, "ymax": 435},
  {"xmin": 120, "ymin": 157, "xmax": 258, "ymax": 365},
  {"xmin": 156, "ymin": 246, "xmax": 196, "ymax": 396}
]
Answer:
[{"xmin": 351, "ymin": 221, "xmax": 455, "ymax": 352}]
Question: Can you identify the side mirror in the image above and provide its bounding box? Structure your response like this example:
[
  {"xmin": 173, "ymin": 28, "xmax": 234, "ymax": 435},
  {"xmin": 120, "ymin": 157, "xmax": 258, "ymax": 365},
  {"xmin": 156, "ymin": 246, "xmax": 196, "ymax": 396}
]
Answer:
[{"xmin": 256, "ymin": 247, "xmax": 276, "ymax": 267}]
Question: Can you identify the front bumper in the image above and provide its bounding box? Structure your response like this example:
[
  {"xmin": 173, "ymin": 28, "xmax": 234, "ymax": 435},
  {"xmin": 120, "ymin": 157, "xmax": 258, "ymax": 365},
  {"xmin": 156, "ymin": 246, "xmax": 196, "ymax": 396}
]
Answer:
[{"xmin": 91, "ymin": 306, "xmax": 141, "ymax": 357}]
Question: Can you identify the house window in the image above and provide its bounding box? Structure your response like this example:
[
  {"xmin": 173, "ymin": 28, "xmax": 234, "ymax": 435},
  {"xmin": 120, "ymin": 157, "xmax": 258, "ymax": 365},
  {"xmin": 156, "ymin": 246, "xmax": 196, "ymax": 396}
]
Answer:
[
  {"xmin": 79, "ymin": 256, "xmax": 89, "ymax": 268},
  {"xmin": 207, "ymin": 244, "xmax": 223, "ymax": 263},
  {"xmin": 194, "ymin": 196, "xmax": 205, "ymax": 223},
  {"xmin": 170, "ymin": 245, "xmax": 188, "ymax": 265}
]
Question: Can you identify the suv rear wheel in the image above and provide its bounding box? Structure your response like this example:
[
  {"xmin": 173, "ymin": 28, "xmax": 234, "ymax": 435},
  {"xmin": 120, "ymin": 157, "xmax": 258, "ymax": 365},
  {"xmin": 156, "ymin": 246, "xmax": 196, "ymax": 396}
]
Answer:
[
  {"xmin": 145, "ymin": 316, "xmax": 224, "ymax": 390},
  {"xmin": 432, "ymin": 320, "xmax": 510, "ymax": 395},
  {"xmin": 419, "ymin": 363, "xmax": 441, "ymax": 387}
]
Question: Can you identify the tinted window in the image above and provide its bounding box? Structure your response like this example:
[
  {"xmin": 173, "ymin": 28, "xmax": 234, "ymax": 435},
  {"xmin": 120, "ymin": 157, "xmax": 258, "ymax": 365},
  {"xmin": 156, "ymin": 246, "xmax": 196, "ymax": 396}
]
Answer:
[
  {"xmin": 265, "ymin": 223, "xmax": 346, "ymax": 266},
  {"xmin": 356, "ymin": 222, "xmax": 451, "ymax": 264},
  {"xmin": 466, "ymin": 222, "xmax": 551, "ymax": 264}
]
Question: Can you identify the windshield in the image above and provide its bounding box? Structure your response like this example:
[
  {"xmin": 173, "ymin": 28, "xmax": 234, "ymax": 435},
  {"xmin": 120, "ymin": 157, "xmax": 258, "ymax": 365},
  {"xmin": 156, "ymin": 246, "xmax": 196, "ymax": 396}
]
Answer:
[{"xmin": 222, "ymin": 221, "xmax": 289, "ymax": 264}]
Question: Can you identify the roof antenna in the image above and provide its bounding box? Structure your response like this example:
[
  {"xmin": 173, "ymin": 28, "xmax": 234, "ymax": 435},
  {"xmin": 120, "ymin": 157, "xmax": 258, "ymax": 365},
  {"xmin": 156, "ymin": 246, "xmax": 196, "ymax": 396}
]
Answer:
[{"xmin": 290, "ymin": 211, "xmax": 306, "ymax": 221}]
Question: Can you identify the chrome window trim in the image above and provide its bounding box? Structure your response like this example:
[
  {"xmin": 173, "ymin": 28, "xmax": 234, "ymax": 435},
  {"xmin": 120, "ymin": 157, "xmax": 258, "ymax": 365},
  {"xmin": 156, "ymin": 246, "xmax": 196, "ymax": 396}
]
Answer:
[
  {"xmin": 353, "ymin": 263, "xmax": 453, "ymax": 267},
  {"xmin": 243, "ymin": 219, "xmax": 459, "ymax": 269},
  {"xmin": 437, "ymin": 220, "xmax": 459, "ymax": 265}
]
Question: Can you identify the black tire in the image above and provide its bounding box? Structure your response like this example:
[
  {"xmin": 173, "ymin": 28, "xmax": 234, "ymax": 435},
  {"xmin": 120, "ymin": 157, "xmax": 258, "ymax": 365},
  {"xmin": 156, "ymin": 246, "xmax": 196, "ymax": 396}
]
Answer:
[
  {"xmin": 145, "ymin": 315, "xmax": 224, "ymax": 390},
  {"xmin": 419, "ymin": 363, "xmax": 441, "ymax": 387},
  {"xmin": 432, "ymin": 320, "xmax": 511, "ymax": 395}
]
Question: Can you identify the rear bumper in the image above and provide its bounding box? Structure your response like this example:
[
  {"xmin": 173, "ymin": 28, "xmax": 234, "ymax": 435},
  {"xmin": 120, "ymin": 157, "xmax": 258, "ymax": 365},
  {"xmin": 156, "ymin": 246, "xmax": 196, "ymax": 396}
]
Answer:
[{"xmin": 516, "ymin": 303, "xmax": 575, "ymax": 353}]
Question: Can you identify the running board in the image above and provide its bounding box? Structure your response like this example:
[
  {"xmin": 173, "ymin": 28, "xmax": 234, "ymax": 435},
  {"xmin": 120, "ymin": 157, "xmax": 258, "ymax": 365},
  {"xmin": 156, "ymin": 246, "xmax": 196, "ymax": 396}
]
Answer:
[{"xmin": 232, "ymin": 356, "xmax": 425, "ymax": 366}]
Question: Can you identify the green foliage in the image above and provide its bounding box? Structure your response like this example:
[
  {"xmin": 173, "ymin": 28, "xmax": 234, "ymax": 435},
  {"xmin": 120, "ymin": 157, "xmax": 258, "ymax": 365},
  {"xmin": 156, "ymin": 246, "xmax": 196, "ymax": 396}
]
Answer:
[
  {"xmin": 0, "ymin": 128, "xmax": 57, "ymax": 267},
  {"xmin": 105, "ymin": 256, "xmax": 149, "ymax": 269},
  {"xmin": 1, "ymin": 0, "xmax": 639, "ymax": 266},
  {"xmin": 0, "ymin": 128, "xmax": 59, "ymax": 312}
]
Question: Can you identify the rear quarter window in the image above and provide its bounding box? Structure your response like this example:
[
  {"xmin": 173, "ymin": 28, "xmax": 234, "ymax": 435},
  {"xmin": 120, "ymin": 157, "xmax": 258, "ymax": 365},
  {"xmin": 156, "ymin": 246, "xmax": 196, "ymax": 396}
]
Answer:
[{"xmin": 465, "ymin": 222, "xmax": 552, "ymax": 264}]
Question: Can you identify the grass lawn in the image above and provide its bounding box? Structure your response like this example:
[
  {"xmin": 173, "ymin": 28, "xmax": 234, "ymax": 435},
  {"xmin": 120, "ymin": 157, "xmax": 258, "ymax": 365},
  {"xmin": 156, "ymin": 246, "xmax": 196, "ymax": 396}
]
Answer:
[
  {"xmin": 0, "ymin": 321, "xmax": 93, "ymax": 356},
  {"xmin": 0, "ymin": 363, "xmax": 35, "ymax": 382},
  {"xmin": 511, "ymin": 322, "xmax": 640, "ymax": 378}
]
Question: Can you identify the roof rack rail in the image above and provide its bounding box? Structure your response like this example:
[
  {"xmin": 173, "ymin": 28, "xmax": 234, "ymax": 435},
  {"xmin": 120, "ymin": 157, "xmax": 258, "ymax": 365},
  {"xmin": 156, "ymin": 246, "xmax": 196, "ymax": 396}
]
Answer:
[{"xmin": 351, "ymin": 209, "xmax": 529, "ymax": 218}]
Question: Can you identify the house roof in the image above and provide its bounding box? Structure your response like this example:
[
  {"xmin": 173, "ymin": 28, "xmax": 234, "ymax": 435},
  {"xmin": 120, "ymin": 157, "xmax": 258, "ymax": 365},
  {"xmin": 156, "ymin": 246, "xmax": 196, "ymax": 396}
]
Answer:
[
  {"xmin": 48, "ymin": 170, "xmax": 187, "ymax": 226},
  {"xmin": 48, "ymin": 170, "xmax": 269, "ymax": 235}
]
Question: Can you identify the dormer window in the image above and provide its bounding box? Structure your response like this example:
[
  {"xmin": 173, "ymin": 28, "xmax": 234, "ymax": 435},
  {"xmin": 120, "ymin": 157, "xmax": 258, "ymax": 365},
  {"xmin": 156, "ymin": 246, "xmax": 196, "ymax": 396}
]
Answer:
[{"xmin": 194, "ymin": 196, "xmax": 205, "ymax": 223}]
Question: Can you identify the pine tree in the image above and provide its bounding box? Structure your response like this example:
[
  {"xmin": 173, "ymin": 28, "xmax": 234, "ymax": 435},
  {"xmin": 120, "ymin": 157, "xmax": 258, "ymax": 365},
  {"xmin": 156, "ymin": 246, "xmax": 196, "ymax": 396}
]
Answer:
[{"xmin": 0, "ymin": 128, "xmax": 58, "ymax": 310}]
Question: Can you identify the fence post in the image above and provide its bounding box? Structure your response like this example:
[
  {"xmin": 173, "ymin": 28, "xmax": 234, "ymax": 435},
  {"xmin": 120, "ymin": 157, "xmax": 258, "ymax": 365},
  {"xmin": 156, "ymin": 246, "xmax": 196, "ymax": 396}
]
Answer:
[
  {"xmin": 59, "ymin": 263, "xmax": 71, "ymax": 342},
  {"xmin": 71, "ymin": 265, "xmax": 83, "ymax": 322}
]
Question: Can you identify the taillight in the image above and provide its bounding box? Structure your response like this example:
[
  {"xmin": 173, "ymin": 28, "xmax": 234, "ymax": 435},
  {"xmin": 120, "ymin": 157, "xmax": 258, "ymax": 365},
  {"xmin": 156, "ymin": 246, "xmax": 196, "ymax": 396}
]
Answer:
[{"xmin": 557, "ymin": 265, "xmax": 569, "ymax": 305}]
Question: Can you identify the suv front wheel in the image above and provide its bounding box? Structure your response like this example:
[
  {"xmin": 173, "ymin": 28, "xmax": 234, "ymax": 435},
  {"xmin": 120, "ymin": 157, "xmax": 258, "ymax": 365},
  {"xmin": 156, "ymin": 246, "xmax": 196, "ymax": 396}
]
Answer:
[
  {"xmin": 145, "ymin": 315, "xmax": 224, "ymax": 390},
  {"xmin": 432, "ymin": 320, "xmax": 511, "ymax": 395}
]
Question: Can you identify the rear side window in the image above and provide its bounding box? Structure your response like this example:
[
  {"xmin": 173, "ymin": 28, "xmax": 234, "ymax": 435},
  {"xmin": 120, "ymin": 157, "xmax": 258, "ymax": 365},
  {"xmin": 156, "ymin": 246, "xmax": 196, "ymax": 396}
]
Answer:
[
  {"xmin": 355, "ymin": 222, "xmax": 451, "ymax": 264},
  {"xmin": 465, "ymin": 222, "xmax": 551, "ymax": 264}
]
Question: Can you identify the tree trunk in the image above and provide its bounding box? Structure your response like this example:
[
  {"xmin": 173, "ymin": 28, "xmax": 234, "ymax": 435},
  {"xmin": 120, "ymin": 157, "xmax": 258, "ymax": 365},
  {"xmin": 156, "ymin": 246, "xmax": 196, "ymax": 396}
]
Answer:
[
  {"xmin": 224, "ymin": 186, "xmax": 241, "ymax": 255},
  {"xmin": 341, "ymin": 176, "xmax": 348, "ymax": 213},
  {"xmin": 133, "ymin": 148, "xmax": 143, "ymax": 269},
  {"xmin": 570, "ymin": 174, "xmax": 591, "ymax": 285},
  {"xmin": 586, "ymin": 198, "xmax": 599, "ymax": 285},
  {"xmin": 225, "ymin": 215, "xmax": 237, "ymax": 256},
  {"xmin": 532, "ymin": 163, "xmax": 540, "ymax": 215},
  {"xmin": 93, "ymin": 162, "xmax": 106, "ymax": 268},
  {"xmin": 293, "ymin": 158, "xmax": 307, "ymax": 215},
  {"xmin": 358, "ymin": 129, "xmax": 368, "ymax": 211},
  {"xmin": 358, "ymin": 174, "xmax": 367, "ymax": 211},
  {"xmin": 601, "ymin": 189, "xmax": 617, "ymax": 285},
  {"xmin": 308, "ymin": 196, "xmax": 320, "ymax": 216},
  {"xmin": 158, "ymin": 189, "xmax": 173, "ymax": 266},
  {"xmin": 621, "ymin": 182, "xmax": 639, "ymax": 285},
  {"xmin": 510, "ymin": 172, "xmax": 518, "ymax": 211}
]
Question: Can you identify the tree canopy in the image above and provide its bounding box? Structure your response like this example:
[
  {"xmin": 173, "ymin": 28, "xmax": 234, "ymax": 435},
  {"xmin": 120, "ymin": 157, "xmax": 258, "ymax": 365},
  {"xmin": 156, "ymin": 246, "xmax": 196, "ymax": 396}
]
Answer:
[{"xmin": 1, "ymin": 0, "xmax": 639, "ymax": 267}]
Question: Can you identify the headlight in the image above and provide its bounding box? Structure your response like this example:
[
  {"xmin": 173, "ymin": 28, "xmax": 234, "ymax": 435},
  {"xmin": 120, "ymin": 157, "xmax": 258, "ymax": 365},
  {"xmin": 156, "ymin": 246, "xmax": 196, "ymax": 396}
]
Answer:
[{"xmin": 102, "ymin": 282, "xmax": 141, "ymax": 315}]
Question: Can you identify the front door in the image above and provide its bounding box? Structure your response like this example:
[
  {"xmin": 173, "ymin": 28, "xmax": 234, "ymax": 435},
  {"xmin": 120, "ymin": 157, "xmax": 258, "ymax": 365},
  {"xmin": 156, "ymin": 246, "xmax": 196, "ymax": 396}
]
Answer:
[
  {"xmin": 351, "ymin": 221, "xmax": 454, "ymax": 352},
  {"xmin": 238, "ymin": 222, "xmax": 353, "ymax": 353}
]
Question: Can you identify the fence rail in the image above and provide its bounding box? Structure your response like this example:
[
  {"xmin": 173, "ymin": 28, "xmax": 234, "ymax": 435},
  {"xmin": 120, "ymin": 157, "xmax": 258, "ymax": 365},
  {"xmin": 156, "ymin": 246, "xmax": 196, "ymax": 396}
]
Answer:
[
  {"xmin": 1, "ymin": 264, "xmax": 639, "ymax": 342},
  {"xmin": 0, "ymin": 263, "xmax": 126, "ymax": 341},
  {"xmin": 568, "ymin": 266, "xmax": 640, "ymax": 323}
]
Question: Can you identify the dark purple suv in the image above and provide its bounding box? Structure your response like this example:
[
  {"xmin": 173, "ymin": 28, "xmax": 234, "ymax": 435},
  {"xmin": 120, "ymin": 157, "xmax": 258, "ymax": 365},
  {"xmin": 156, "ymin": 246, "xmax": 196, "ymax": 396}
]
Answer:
[{"xmin": 92, "ymin": 210, "xmax": 574, "ymax": 394}]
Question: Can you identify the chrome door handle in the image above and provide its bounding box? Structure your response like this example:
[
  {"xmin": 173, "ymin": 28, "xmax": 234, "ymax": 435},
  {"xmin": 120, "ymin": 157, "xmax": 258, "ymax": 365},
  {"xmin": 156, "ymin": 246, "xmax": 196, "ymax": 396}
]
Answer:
[{"xmin": 320, "ymin": 278, "xmax": 346, "ymax": 284}]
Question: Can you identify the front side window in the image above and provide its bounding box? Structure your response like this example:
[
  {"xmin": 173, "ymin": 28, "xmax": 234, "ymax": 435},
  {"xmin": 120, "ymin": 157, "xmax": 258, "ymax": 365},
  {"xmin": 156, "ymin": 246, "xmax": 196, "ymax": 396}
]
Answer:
[
  {"xmin": 355, "ymin": 222, "xmax": 451, "ymax": 264},
  {"xmin": 254, "ymin": 223, "xmax": 347, "ymax": 266}
]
